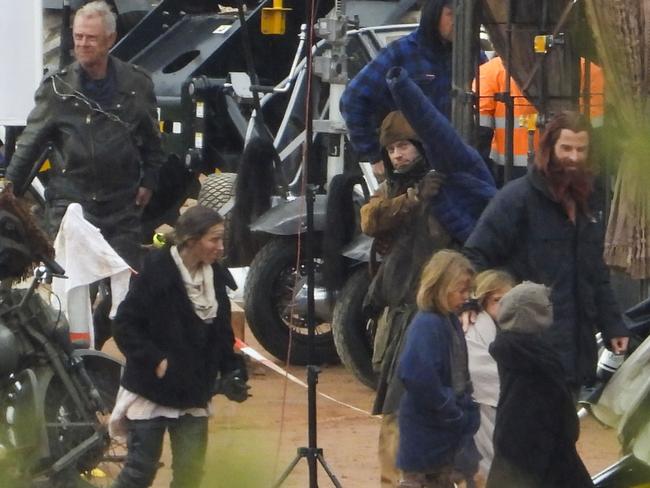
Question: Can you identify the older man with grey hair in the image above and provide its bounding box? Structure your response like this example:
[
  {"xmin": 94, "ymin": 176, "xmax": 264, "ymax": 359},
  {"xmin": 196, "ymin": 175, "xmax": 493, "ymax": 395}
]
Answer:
[{"xmin": 6, "ymin": 0, "xmax": 164, "ymax": 269}]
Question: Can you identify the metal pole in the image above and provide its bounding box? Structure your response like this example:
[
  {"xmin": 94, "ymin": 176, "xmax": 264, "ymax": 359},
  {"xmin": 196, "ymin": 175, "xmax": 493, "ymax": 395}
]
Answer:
[
  {"xmin": 503, "ymin": 0, "xmax": 514, "ymax": 183},
  {"xmin": 539, "ymin": 0, "xmax": 549, "ymax": 118},
  {"xmin": 4, "ymin": 127, "xmax": 18, "ymax": 165},
  {"xmin": 451, "ymin": 0, "xmax": 478, "ymax": 142},
  {"xmin": 60, "ymin": 0, "xmax": 73, "ymax": 69},
  {"xmin": 304, "ymin": 0, "xmax": 318, "ymax": 484}
]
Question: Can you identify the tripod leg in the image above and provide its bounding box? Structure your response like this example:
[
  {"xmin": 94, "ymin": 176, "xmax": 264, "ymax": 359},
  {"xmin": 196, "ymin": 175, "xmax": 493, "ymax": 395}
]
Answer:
[
  {"xmin": 317, "ymin": 453, "xmax": 343, "ymax": 488},
  {"xmin": 272, "ymin": 451, "xmax": 305, "ymax": 488}
]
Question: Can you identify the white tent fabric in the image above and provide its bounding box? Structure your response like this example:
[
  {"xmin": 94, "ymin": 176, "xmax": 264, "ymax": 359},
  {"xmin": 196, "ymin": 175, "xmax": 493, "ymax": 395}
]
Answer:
[{"xmin": 592, "ymin": 336, "xmax": 650, "ymax": 464}]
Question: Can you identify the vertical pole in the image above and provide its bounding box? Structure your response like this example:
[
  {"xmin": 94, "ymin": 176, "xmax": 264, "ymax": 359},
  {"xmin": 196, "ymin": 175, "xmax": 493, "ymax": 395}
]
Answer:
[
  {"xmin": 303, "ymin": 0, "xmax": 318, "ymax": 485},
  {"xmin": 451, "ymin": 0, "xmax": 477, "ymax": 142},
  {"xmin": 60, "ymin": 0, "xmax": 73, "ymax": 69},
  {"xmin": 539, "ymin": 0, "xmax": 549, "ymax": 117},
  {"xmin": 4, "ymin": 127, "xmax": 18, "ymax": 165},
  {"xmin": 503, "ymin": 0, "xmax": 514, "ymax": 183}
]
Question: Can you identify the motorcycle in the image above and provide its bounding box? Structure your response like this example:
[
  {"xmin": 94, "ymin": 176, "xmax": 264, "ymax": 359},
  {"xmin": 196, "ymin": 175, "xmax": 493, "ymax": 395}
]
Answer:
[{"xmin": 0, "ymin": 189, "xmax": 123, "ymax": 487}]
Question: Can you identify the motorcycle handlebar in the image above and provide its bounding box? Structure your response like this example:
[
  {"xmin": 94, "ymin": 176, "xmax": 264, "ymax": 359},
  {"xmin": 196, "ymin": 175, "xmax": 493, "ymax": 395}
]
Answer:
[{"xmin": 39, "ymin": 255, "xmax": 65, "ymax": 277}]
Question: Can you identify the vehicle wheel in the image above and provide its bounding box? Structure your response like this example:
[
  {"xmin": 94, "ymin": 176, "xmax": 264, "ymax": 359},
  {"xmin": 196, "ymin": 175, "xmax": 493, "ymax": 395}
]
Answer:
[
  {"xmin": 44, "ymin": 363, "xmax": 124, "ymax": 487},
  {"xmin": 332, "ymin": 267, "xmax": 379, "ymax": 389},
  {"xmin": 244, "ymin": 237, "xmax": 339, "ymax": 365},
  {"xmin": 198, "ymin": 172, "xmax": 236, "ymax": 256}
]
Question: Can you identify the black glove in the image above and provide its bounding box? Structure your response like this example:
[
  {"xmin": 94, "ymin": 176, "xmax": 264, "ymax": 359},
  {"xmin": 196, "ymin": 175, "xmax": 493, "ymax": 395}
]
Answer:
[
  {"xmin": 417, "ymin": 170, "xmax": 445, "ymax": 201},
  {"xmin": 212, "ymin": 369, "xmax": 251, "ymax": 403},
  {"xmin": 232, "ymin": 354, "xmax": 249, "ymax": 383}
]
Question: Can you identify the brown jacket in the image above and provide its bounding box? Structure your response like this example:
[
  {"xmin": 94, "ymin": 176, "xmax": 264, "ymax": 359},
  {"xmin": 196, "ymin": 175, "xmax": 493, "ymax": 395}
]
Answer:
[{"xmin": 360, "ymin": 181, "xmax": 420, "ymax": 254}]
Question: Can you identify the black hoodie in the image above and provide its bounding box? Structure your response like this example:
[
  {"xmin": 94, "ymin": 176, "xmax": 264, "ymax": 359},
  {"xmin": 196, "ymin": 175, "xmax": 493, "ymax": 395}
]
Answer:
[{"xmin": 486, "ymin": 331, "xmax": 594, "ymax": 488}]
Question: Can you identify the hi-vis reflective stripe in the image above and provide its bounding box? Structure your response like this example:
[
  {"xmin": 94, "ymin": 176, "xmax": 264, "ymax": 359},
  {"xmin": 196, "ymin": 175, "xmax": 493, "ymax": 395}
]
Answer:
[
  {"xmin": 490, "ymin": 150, "xmax": 529, "ymax": 167},
  {"xmin": 591, "ymin": 115, "xmax": 604, "ymax": 128},
  {"xmin": 493, "ymin": 113, "xmax": 603, "ymax": 130},
  {"xmin": 479, "ymin": 114, "xmax": 495, "ymax": 128},
  {"xmin": 493, "ymin": 116, "xmax": 538, "ymax": 130}
]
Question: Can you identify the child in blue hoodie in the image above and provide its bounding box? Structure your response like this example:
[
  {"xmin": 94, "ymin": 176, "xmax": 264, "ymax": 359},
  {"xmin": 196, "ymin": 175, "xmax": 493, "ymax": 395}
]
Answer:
[{"xmin": 397, "ymin": 250, "xmax": 480, "ymax": 487}]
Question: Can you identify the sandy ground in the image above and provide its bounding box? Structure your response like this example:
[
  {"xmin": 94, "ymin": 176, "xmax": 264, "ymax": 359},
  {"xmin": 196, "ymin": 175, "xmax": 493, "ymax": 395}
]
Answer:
[{"xmin": 98, "ymin": 323, "xmax": 623, "ymax": 488}]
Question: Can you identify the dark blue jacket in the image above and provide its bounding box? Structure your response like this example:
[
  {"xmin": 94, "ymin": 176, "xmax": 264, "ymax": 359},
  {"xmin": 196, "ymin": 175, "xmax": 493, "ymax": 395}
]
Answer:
[
  {"xmin": 387, "ymin": 67, "xmax": 496, "ymax": 242},
  {"xmin": 464, "ymin": 168, "xmax": 628, "ymax": 384},
  {"xmin": 340, "ymin": 27, "xmax": 452, "ymax": 162},
  {"xmin": 397, "ymin": 312, "xmax": 479, "ymax": 472}
]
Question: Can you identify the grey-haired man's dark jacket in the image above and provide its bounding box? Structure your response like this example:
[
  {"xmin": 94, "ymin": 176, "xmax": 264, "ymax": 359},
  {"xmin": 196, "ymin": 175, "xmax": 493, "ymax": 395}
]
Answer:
[{"xmin": 7, "ymin": 56, "xmax": 164, "ymax": 206}]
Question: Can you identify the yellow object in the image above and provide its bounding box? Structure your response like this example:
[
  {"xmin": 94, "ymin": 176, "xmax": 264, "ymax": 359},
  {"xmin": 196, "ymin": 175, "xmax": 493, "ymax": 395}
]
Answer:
[
  {"xmin": 519, "ymin": 113, "xmax": 538, "ymax": 131},
  {"xmin": 261, "ymin": 0, "xmax": 291, "ymax": 35},
  {"xmin": 152, "ymin": 233, "xmax": 167, "ymax": 248},
  {"xmin": 89, "ymin": 468, "xmax": 107, "ymax": 478},
  {"xmin": 81, "ymin": 467, "xmax": 108, "ymax": 480},
  {"xmin": 39, "ymin": 159, "xmax": 51, "ymax": 172},
  {"xmin": 534, "ymin": 35, "xmax": 552, "ymax": 53}
]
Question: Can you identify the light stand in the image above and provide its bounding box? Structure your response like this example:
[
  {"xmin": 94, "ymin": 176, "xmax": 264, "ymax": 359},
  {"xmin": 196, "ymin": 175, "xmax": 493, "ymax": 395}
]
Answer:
[
  {"xmin": 272, "ymin": 185, "xmax": 341, "ymax": 488},
  {"xmin": 271, "ymin": 0, "xmax": 344, "ymax": 486}
]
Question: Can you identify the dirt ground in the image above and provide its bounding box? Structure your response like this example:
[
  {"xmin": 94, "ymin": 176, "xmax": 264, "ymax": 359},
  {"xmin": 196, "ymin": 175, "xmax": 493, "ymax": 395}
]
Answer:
[{"xmin": 100, "ymin": 323, "xmax": 623, "ymax": 488}]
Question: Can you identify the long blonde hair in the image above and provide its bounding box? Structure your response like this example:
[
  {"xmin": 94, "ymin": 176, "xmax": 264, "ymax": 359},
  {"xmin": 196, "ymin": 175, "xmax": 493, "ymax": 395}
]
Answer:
[
  {"xmin": 474, "ymin": 270, "xmax": 515, "ymax": 309},
  {"xmin": 416, "ymin": 250, "xmax": 475, "ymax": 314}
]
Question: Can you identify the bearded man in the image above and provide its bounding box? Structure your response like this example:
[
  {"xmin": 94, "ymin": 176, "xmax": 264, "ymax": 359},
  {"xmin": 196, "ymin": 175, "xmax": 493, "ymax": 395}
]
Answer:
[{"xmin": 463, "ymin": 111, "xmax": 629, "ymax": 392}]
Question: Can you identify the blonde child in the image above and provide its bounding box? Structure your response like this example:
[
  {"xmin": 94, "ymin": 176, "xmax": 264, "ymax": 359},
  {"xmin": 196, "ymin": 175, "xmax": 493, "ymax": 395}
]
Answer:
[
  {"xmin": 464, "ymin": 270, "xmax": 515, "ymax": 482},
  {"xmin": 397, "ymin": 250, "xmax": 480, "ymax": 488}
]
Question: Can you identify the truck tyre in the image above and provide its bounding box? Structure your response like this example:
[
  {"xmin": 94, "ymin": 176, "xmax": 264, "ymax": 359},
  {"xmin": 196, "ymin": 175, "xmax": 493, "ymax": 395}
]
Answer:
[
  {"xmin": 244, "ymin": 237, "xmax": 339, "ymax": 365},
  {"xmin": 332, "ymin": 267, "xmax": 378, "ymax": 389},
  {"xmin": 198, "ymin": 172, "xmax": 236, "ymax": 254}
]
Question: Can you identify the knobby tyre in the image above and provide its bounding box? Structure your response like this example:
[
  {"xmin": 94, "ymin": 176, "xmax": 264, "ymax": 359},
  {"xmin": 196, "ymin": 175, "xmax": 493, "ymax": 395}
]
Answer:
[{"xmin": 244, "ymin": 237, "xmax": 339, "ymax": 365}]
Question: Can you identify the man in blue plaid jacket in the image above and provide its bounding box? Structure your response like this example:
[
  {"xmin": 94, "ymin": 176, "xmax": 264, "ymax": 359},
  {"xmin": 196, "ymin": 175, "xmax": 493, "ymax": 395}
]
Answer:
[{"xmin": 340, "ymin": 0, "xmax": 453, "ymax": 179}]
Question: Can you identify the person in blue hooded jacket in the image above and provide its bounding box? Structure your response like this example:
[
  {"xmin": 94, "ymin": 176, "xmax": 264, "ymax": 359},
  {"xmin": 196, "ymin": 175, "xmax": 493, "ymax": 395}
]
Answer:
[
  {"xmin": 397, "ymin": 250, "xmax": 480, "ymax": 487},
  {"xmin": 340, "ymin": 0, "xmax": 454, "ymax": 179},
  {"xmin": 385, "ymin": 66, "xmax": 497, "ymax": 243}
]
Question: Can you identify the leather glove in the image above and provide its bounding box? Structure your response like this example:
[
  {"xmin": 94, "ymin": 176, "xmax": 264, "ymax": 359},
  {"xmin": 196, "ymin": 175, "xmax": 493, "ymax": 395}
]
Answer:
[
  {"xmin": 212, "ymin": 369, "xmax": 251, "ymax": 403},
  {"xmin": 416, "ymin": 170, "xmax": 445, "ymax": 201}
]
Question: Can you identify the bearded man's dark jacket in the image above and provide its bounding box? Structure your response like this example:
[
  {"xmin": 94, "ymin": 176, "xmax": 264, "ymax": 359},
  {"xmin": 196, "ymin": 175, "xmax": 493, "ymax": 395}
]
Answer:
[{"xmin": 463, "ymin": 167, "xmax": 628, "ymax": 385}]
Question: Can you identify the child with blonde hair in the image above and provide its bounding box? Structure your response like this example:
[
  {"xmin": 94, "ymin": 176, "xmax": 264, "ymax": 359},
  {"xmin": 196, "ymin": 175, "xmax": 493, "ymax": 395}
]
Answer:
[
  {"xmin": 397, "ymin": 250, "xmax": 480, "ymax": 488},
  {"xmin": 464, "ymin": 270, "xmax": 515, "ymax": 482}
]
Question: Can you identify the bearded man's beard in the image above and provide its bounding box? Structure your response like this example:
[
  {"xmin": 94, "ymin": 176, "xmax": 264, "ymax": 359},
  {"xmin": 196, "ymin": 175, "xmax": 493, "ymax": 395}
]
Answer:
[{"xmin": 544, "ymin": 154, "xmax": 595, "ymax": 218}]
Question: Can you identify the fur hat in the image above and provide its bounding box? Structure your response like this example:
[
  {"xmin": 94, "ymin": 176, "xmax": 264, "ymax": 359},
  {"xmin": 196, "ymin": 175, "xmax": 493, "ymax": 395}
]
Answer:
[
  {"xmin": 497, "ymin": 282, "xmax": 553, "ymax": 334},
  {"xmin": 379, "ymin": 111, "xmax": 420, "ymax": 148}
]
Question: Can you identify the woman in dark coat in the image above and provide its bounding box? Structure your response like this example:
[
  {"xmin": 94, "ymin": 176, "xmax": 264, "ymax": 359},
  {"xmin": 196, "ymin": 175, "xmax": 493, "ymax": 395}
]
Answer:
[
  {"xmin": 110, "ymin": 205, "xmax": 248, "ymax": 488},
  {"xmin": 487, "ymin": 282, "xmax": 593, "ymax": 488}
]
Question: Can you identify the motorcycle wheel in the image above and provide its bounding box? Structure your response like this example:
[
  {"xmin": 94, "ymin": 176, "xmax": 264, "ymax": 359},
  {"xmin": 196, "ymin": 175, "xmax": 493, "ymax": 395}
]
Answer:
[
  {"xmin": 244, "ymin": 237, "xmax": 339, "ymax": 365},
  {"xmin": 332, "ymin": 267, "xmax": 379, "ymax": 389},
  {"xmin": 44, "ymin": 367, "xmax": 124, "ymax": 487}
]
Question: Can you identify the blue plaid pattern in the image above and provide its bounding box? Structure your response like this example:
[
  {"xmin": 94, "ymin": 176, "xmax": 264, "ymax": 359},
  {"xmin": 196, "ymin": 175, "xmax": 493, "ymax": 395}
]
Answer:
[{"xmin": 340, "ymin": 28, "xmax": 452, "ymax": 161}]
